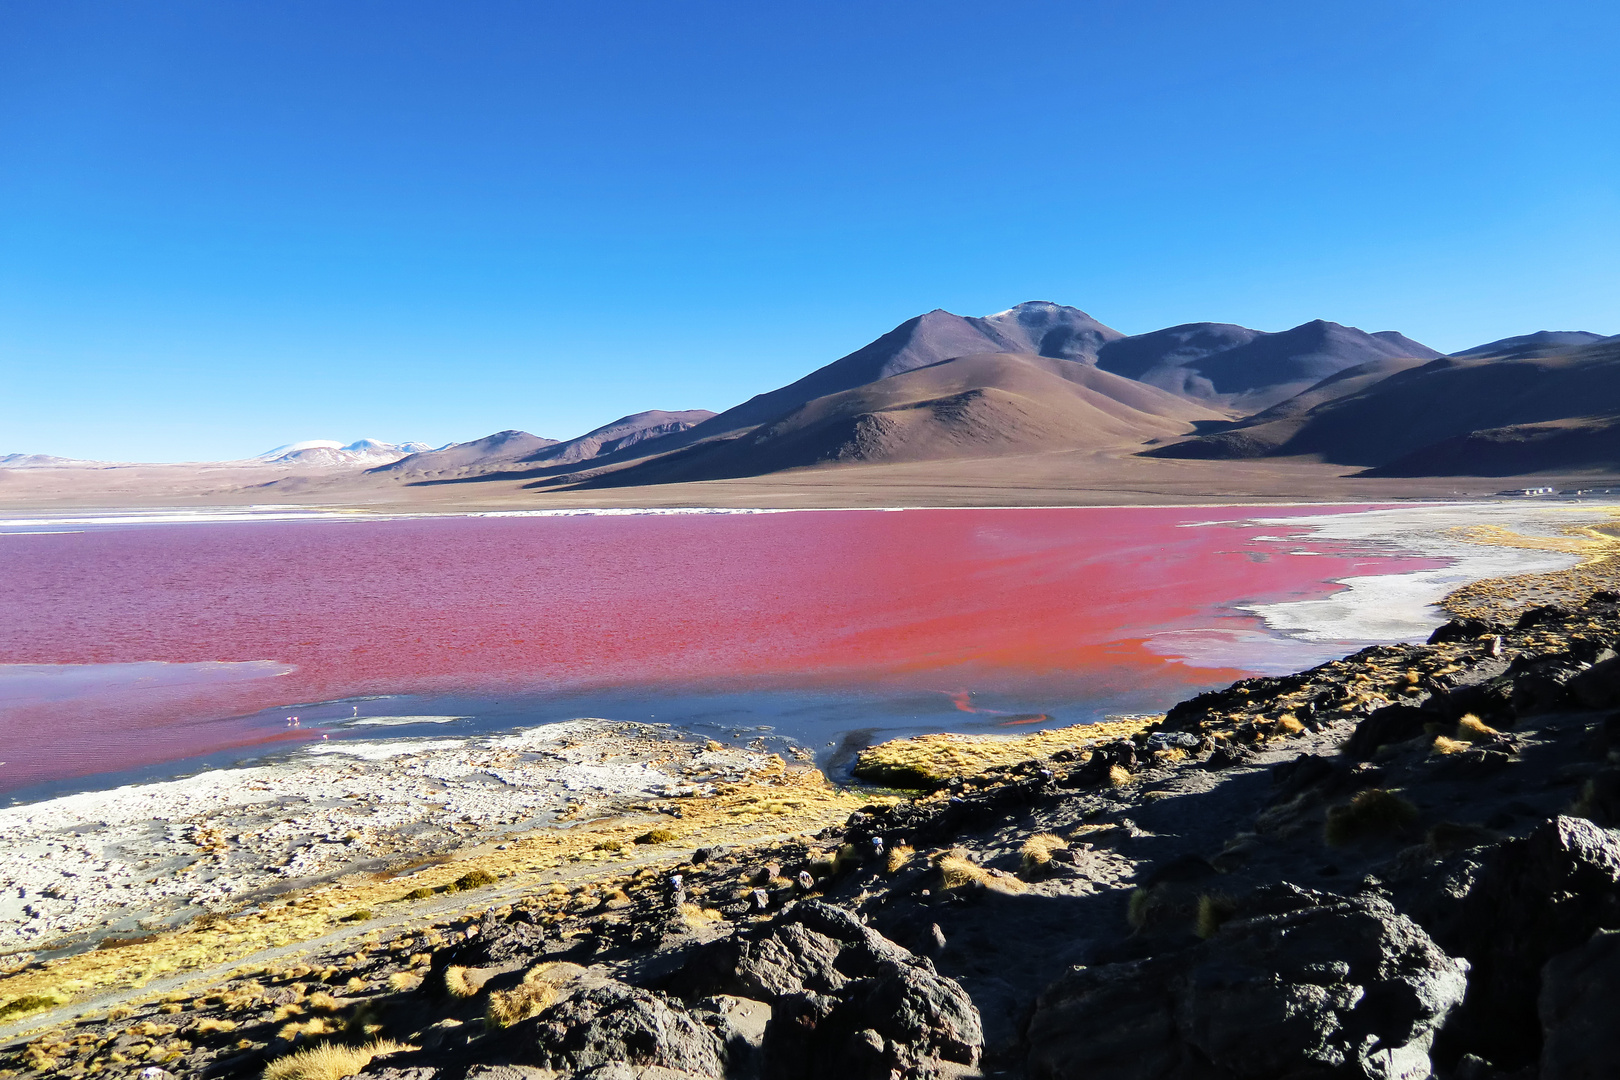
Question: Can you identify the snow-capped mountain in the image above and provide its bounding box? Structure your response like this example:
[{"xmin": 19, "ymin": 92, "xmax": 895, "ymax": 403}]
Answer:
[{"xmin": 253, "ymin": 439, "xmax": 437, "ymax": 467}]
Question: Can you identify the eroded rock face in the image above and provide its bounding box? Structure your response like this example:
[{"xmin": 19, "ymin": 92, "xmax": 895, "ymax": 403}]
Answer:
[
  {"xmin": 1430, "ymin": 816, "xmax": 1620, "ymax": 1069},
  {"xmin": 1026, "ymin": 884, "xmax": 1467, "ymax": 1080},
  {"xmin": 523, "ymin": 981, "xmax": 727, "ymax": 1078},
  {"xmin": 672, "ymin": 901, "xmax": 982, "ymax": 1080},
  {"xmin": 1540, "ymin": 928, "xmax": 1620, "ymax": 1080}
]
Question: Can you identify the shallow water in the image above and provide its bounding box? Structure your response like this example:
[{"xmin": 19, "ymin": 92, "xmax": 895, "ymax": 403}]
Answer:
[{"xmin": 0, "ymin": 505, "xmax": 1450, "ymax": 797}]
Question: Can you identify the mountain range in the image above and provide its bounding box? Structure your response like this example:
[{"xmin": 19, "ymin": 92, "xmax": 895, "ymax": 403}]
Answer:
[
  {"xmin": 8, "ymin": 305, "xmax": 1614, "ymax": 489},
  {"xmin": 368, "ymin": 302, "xmax": 1610, "ymax": 489}
]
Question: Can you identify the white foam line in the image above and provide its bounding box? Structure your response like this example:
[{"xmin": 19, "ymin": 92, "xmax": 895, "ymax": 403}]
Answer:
[{"xmin": 345, "ymin": 715, "xmax": 470, "ymax": 727}]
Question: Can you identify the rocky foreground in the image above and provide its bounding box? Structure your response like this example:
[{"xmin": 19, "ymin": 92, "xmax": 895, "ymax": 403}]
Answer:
[{"xmin": 13, "ymin": 598, "xmax": 1620, "ymax": 1079}]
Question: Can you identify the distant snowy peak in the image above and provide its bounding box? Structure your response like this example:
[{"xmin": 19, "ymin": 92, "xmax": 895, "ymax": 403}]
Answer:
[{"xmin": 254, "ymin": 439, "xmax": 436, "ymax": 467}]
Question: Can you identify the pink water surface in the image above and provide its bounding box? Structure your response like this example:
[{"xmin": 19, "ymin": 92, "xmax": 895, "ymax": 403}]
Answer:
[{"xmin": 0, "ymin": 506, "xmax": 1439, "ymax": 791}]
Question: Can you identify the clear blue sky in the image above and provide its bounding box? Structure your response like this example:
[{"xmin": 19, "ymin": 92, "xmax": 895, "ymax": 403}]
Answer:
[{"xmin": 2, "ymin": 1, "xmax": 1616, "ymax": 461}]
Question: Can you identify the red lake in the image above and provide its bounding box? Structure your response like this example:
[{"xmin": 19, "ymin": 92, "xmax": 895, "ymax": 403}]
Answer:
[{"xmin": 0, "ymin": 506, "xmax": 1445, "ymax": 796}]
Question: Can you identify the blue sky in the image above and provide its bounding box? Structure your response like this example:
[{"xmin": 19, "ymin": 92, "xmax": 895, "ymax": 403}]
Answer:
[{"xmin": 2, "ymin": 1, "xmax": 1617, "ymax": 461}]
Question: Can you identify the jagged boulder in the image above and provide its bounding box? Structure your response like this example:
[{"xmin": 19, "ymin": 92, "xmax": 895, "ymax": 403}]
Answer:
[
  {"xmin": 1426, "ymin": 816, "xmax": 1620, "ymax": 1070},
  {"xmin": 671, "ymin": 902, "xmax": 981, "ymax": 1080},
  {"xmin": 1025, "ymin": 884, "xmax": 1467, "ymax": 1080},
  {"xmin": 1540, "ymin": 928, "xmax": 1620, "ymax": 1080},
  {"xmin": 522, "ymin": 980, "xmax": 726, "ymax": 1078},
  {"xmin": 425, "ymin": 910, "xmax": 548, "ymax": 997},
  {"xmin": 1427, "ymin": 618, "xmax": 1507, "ymax": 645},
  {"xmin": 1344, "ymin": 704, "xmax": 1429, "ymax": 760}
]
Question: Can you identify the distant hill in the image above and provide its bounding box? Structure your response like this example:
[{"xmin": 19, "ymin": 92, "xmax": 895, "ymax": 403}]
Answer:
[
  {"xmin": 537, "ymin": 352, "xmax": 1225, "ymax": 489},
  {"xmin": 367, "ymin": 430, "xmax": 559, "ymax": 480},
  {"xmin": 1095, "ymin": 320, "xmax": 1442, "ymax": 412},
  {"xmin": 1452, "ymin": 331, "xmax": 1609, "ymax": 360},
  {"xmin": 374, "ymin": 410, "xmax": 714, "ymax": 482},
  {"xmin": 255, "ymin": 439, "xmax": 434, "ymax": 467},
  {"xmin": 1139, "ymin": 356, "xmax": 1438, "ymax": 460},
  {"xmin": 1148, "ymin": 335, "xmax": 1620, "ymax": 472}
]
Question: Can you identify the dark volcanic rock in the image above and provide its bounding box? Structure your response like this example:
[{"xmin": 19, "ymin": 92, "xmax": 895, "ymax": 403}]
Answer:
[
  {"xmin": 671, "ymin": 902, "xmax": 981, "ymax": 1080},
  {"xmin": 1344, "ymin": 704, "xmax": 1429, "ymax": 760},
  {"xmin": 522, "ymin": 980, "xmax": 726, "ymax": 1078},
  {"xmin": 1427, "ymin": 617, "xmax": 1508, "ymax": 645},
  {"xmin": 1428, "ymin": 816, "xmax": 1620, "ymax": 1069},
  {"xmin": 1025, "ymin": 884, "xmax": 1467, "ymax": 1080},
  {"xmin": 1538, "ymin": 928, "xmax": 1620, "ymax": 1080}
]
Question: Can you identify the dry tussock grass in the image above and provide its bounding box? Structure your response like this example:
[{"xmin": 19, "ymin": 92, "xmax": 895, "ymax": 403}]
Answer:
[
  {"xmin": 853, "ymin": 717, "xmax": 1159, "ymax": 788},
  {"xmin": 936, "ymin": 853, "xmax": 1026, "ymax": 894},
  {"xmin": 1324, "ymin": 789, "xmax": 1419, "ymax": 847},
  {"xmin": 1020, "ymin": 834, "xmax": 1068, "ymax": 877},
  {"xmin": 885, "ymin": 845, "xmax": 915, "ymax": 873},
  {"xmin": 442, "ymin": 966, "xmax": 478, "ymax": 999},
  {"xmin": 1455, "ymin": 715, "xmax": 1502, "ymax": 742},
  {"xmin": 261, "ymin": 1038, "xmax": 414, "ymax": 1080},
  {"xmin": 1432, "ymin": 735, "xmax": 1471, "ymax": 755}
]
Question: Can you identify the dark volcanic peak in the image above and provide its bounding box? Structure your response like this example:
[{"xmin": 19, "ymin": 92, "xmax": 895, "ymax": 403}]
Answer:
[
  {"xmin": 1100, "ymin": 319, "xmax": 1442, "ymax": 413},
  {"xmin": 1452, "ymin": 330, "xmax": 1610, "ymax": 360}
]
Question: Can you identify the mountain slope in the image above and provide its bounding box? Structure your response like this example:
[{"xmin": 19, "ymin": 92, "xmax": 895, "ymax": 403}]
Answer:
[
  {"xmin": 374, "ymin": 411, "xmax": 715, "ymax": 482},
  {"xmin": 686, "ymin": 302, "xmax": 1124, "ymax": 437},
  {"xmin": 1140, "ymin": 355, "xmax": 1438, "ymax": 459},
  {"xmin": 369, "ymin": 430, "xmax": 560, "ymax": 480},
  {"xmin": 541, "ymin": 352, "xmax": 1224, "ymax": 488},
  {"xmin": 1096, "ymin": 320, "xmax": 1442, "ymax": 412},
  {"xmin": 1149, "ymin": 335, "xmax": 1620, "ymax": 471},
  {"xmin": 1452, "ymin": 331, "xmax": 1609, "ymax": 360}
]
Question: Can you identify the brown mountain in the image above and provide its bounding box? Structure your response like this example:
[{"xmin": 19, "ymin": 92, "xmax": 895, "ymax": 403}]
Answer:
[
  {"xmin": 691, "ymin": 302, "xmax": 1126, "ymax": 437},
  {"xmin": 373, "ymin": 411, "xmax": 713, "ymax": 482},
  {"xmin": 1148, "ymin": 334, "xmax": 1620, "ymax": 472},
  {"xmin": 534, "ymin": 352, "xmax": 1225, "ymax": 489},
  {"xmin": 1095, "ymin": 320, "xmax": 1442, "ymax": 412}
]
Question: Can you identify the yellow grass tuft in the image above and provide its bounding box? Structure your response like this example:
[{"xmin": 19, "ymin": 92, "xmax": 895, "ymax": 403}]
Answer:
[
  {"xmin": 1455, "ymin": 715, "xmax": 1502, "ymax": 743},
  {"xmin": 1020, "ymin": 833, "xmax": 1068, "ymax": 877},
  {"xmin": 485, "ymin": 982, "xmax": 557, "ymax": 1029},
  {"xmin": 885, "ymin": 845, "xmax": 915, "ymax": 873},
  {"xmin": 1107, "ymin": 764, "xmax": 1132, "ymax": 787},
  {"xmin": 443, "ymin": 966, "xmax": 477, "ymax": 999},
  {"xmin": 387, "ymin": 971, "xmax": 422, "ymax": 992},
  {"xmin": 304, "ymin": 992, "xmax": 343, "ymax": 1014},
  {"xmin": 277, "ymin": 1017, "xmax": 338, "ymax": 1042},
  {"xmin": 635, "ymin": 827, "xmax": 678, "ymax": 844},
  {"xmin": 195, "ymin": 1018, "xmax": 238, "ymax": 1034},
  {"xmin": 936, "ymin": 853, "xmax": 1025, "ymax": 894},
  {"xmin": 261, "ymin": 1038, "xmax": 415, "ymax": 1080},
  {"xmin": 677, "ymin": 901, "xmax": 723, "ymax": 924},
  {"xmin": 1432, "ymin": 735, "xmax": 1470, "ymax": 755}
]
